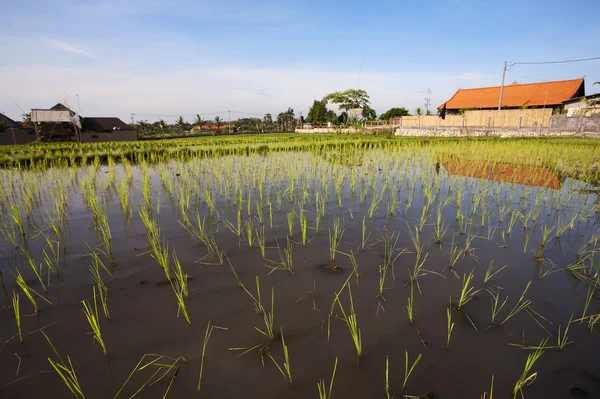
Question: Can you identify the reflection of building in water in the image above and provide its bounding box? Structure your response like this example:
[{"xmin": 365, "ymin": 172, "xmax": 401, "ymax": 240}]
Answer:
[{"xmin": 440, "ymin": 159, "xmax": 562, "ymax": 190}]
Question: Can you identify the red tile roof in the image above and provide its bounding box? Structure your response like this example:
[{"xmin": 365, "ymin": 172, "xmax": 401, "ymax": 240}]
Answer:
[{"xmin": 438, "ymin": 78, "xmax": 584, "ymax": 110}]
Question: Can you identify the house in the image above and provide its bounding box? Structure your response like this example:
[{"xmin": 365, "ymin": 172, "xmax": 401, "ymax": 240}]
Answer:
[
  {"xmin": 438, "ymin": 78, "xmax": 585, "ymax": 113},
  {"xmin": 562, "ymin": 93, "xmax": 600, "ymax": 116},
  {"xmin": 0, "ymin": 113, "xmax": 20, "ymax": 129},
  {"xmin": 31, "ymin": 103, "xmax": 82, "ymax": 141},
  {"xmin": 0, "ymin": 113, "xmax": 37, "ymax": 145},
  {"xmin": 29, "ymin": 103, "xmax": 137, "ymax": 142}
]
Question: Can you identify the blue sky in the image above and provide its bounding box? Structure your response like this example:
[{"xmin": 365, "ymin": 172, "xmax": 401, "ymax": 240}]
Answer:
[{"xmin": 1, "ymin": 0, "xmax": 599, "ymax": 122}]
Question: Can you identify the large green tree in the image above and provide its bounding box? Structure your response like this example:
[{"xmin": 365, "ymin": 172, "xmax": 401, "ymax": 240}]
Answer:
[
  {"xmin": 323, "ymin": 89, "xmax": 370, "ymax": 111},
  {"xmin": 380, "ymin": 107, "xmax": 410, "ymax": 120},
  {"xmin": 306, "ymin": 100, "xmax": 328, "ymax": 123}
]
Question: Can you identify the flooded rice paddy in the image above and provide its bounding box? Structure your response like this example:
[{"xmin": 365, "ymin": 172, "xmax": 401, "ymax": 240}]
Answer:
[{"xmin": 1, "ymin": 148, "xmax": 599, "ymax": 398}]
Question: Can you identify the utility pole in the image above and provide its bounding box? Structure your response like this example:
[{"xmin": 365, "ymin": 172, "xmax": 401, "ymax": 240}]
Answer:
[
  {"xmin": 424, "ymin": 86, "xmax": 431, "ymax": 115},
  {"xmin": 228, "ymin": 110, "xmax": 231, "ymax": 134},
  {"xmin": 498, "ymin": 61, "xmax": 507, "ymax": 110}
]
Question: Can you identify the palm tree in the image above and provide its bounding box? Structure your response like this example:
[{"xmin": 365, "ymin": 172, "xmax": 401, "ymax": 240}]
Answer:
[
  {"xmin": 194, "ymin": 114, "xmax": 206, "ymax": 129},
  {"xmin": 213, "ymin": 116, "xmax": 223, "ymax": 136},
  {"xmin": 263, "ymin": 113, "xmax": 273, "ymax": 133},
  {"xmin": 176, "ymin": 116, "xmax": 185, "ymax": 130},
  {"xmin": 415, "ymin": 107, "xmax": 423, "ymax": 116},
  {"xmin": 158, "ymin": 119, "xmax": 168, "ymax": 130}
]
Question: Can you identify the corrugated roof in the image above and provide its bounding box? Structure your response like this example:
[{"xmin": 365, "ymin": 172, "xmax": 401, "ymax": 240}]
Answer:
[{"xmin": 438, "ymin": 78, "xmax": 584, "ymax": 110}]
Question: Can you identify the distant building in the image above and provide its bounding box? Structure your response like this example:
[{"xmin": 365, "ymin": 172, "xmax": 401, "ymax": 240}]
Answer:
[
  {"xmin": 438, "ymin": 78, "xmax": 585, "ymax": 113},
  {"xmin": 30, "ymin": 103, "xmax": 137, "ymax": 142},
  {"xmin": 562, "ymin": 93, "xmax": 600, "ymax": 116},
  {"xmin": 0, "ymin": 113, "xmax": 20, "ymax": 128}
]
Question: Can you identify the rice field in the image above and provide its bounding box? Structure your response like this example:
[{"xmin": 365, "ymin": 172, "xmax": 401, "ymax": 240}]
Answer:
[{"xmin": 0, "ymin": 134, "xmax": 599, "ymax": 398}]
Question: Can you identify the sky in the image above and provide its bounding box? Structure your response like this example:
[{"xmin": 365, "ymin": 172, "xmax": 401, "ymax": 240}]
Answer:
[{"xmin": 1, "ymin": 0, "xmax": 599, "ymax": 123}]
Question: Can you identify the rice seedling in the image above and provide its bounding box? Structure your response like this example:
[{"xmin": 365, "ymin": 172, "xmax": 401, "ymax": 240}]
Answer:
[
  {"xmin": 21, "ymin": 246, "xmax": 46, "ymax": 292},
  {"xmin": 482, "ymin": 375, "xmax": 495, "ymax": 399},
  {"xmin": 267, "ymin": 328, "xmax": 293, "ymax": 386},
  {"xmin": 501, "ymin": 281, "xmax": 532, "ymax": 325},
  {"xmin": 487, "ymin": 287, "xmax": 508, "ymax": 326},
  {"xmin": 246, "ymin": 217, "xmax": 254, "ymax": 248},
  {"xmin": 333, "ymin": 284, "xmax": 362, "ymax": 364},
  {"xmin": 170, "ymin": 250, "xmax": 191, "ymax": 324},
  {"xmin": 385, "ymin": 355, "xmax": 391, "ymax": 399},
  {"xmin": 329, "ymin": 217, "xmax": 344, "ymax": 261},
  {"xmin": 446, "ymin": 304, "xmax": 454, "ymax": 349},
  {"xmin": 557, "ymin": 314, "xmax": 574, "ymax": 350},
  {"xmin": 317, "ymin": 357, "xmax": 338, "ymax": 399},
  {"xmin": 403, "ymin": 350, "xmax": 422, "ymax": 389},
  {"xmin": 14, "ymin": 270, "xmax": 52, "ymax": 313},
  {"xmin": 114, "ymin": 353, "xmax": 186, "ymax": 399},
  {"xmin": 255, "ymin": 286, "xmax": 277, "ymax": 340},
  {"xmin": 456, "ymin": 269, "xmax": 480, "ymax": 310},
  {"xmin": 81, "ymin": 287, "xmax": 108, "ymax": 357},
  {"xmin": 256, "ymin": 225, "xmax": 266, "ymax": 258},
  {"xmin": 12, "ymin": 291, "xmax": 23, "ymax": 344},
  {"xmin": 9, "ymin": 203, "xmax": 25, "ymax": 236},
  {"xmin": 588, "ymin": 313, "xmax": 600, "ymax": 332},
  {"xmin": 41, "ymin": 331, "xmax": 85, "ymax": 399},
  {"xmin": 433, "ymin": 205, "xmax": 449, "ymax": 244},
  {"xmin": 197, "ymin": 320, "xmax": 228, "ymax": 392},
  {"xmin": 361, "ymin": 216, "xmax": 370, "ymax": 250},
  {"xmin": 42, "ymin": 235, "xmax": 61, "ymax": 277},
  {"xmin": 299, "ymin": 209, "xmax": 308, "ymax": 246},
  {"xmin": 484, "ymin": 260, "xmax": 506, "ymax": 283},
  {"xmin": 581, "ymin": 282, "xmax": 597, "ymax": 324},
  {"xmin": 407, "ymin": 277, "xmax": 414, "ymax": 324},
  {"xmin": 535, "ymin": 224, "xmax": 554, "ymax": 261},
  {"xmin": 287, "ymin": 211, "xmax": 294, "ymax": 238},
  {"xmin": 513, "ymin": 338, "xmax": 547, "ymax": 398}
]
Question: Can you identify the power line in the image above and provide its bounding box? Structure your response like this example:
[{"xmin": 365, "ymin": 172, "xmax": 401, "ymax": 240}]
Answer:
[
  {"xmin": 512, "ymin": 56, "xmax": 600, "ymax": 65},
  {"xmin": 505, "ymin": 68, "xmax": 547, "ymax": 82}
]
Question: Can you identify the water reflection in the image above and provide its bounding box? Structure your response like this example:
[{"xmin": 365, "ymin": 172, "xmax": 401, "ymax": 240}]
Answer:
[{"xmin": 439, "ymin": 158, "xmax": 562, "ymax": 190}]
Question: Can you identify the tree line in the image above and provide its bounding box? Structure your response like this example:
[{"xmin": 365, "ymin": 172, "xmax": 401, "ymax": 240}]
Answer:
[{"xmin": 304, "ymin": 89, "xmax": 420, "ymax": 125}]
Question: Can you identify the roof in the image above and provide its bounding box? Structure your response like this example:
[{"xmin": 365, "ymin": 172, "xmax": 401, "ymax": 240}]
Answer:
[
  {"xmin": 438, "ymin": 78, "xmax": 585, "ymax": 110},
  {"xmin": 563, "ymin": 92, "xmax": 600, "ymax": 104},
  {"xmin": 83, "ymin": 117, "xmax": 132, "ymax": 132},
  {"xmin": 0, "ymin": 113, "xmax": 19, "ymax": 128}
]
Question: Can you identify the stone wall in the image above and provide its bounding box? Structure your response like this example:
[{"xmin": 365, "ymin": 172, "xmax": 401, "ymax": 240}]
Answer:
[
  {"xmin": 0, "ymin": 129, "xmax": 37, "ymax": 145},
  {"xmin": 394, "ymin": 126, "xmax": 592, "ymax": 138},
  {"xmin": 550, "ymin": 115, "xmax": 600, "ymax": 132},
  {"xmin": 295, "ymin": 126, "xmax": 393, "ymax": 134},
  {"xmin": 81, "ymin": 130, "xmax": 138, "ymax": 142}
]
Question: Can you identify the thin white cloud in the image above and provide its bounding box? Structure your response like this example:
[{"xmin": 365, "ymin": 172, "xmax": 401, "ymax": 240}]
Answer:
[{"xmin": 43, "ymin": 38, "xmax": 97, "ymax": 59}]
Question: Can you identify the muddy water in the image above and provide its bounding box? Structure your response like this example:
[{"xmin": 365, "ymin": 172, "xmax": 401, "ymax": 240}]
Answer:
[{"xmin": 1, "ymin": 151, "xmax": 599, "ymax": 398}]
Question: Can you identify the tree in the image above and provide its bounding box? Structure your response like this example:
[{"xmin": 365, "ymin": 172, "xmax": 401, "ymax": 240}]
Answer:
[
  {"xmin": 263, "ymin": 113, "xmax": 273, "ymax": 132},
  {"xmin": 158, "ymin": 119, "xmax": 168, "ymax": 130},
  {"xmin": 21, "ymin": 113, "xmax": 31, "ymax": 128},
  {"xmin": 194, "ymin": 114, "xmax": 206, "ymax": 128},
  {"xmin": 176, "ymin": 116, "xmax": 186, "ymax": 130},
  {"xmin": 337, "ymin": 111, "xmax": 348, "ymax": 124},
  {"xmin": 306, "ymin": 100, "xmax": 328, "ymax": 123},
  {"xmin": 379, "ymin": 107, "xmax": 410, "ymax": 120},
  {"xmin": 213, "ymin": 116, "xmax": 223, "ymax": 135},
  {"xmin": 277, "ymin": 107, "xmax": 295, "ymax": 131},
  {"xmin": 362, "ymin": 106, "xmax": 377, "ymax": 120},
  {"xmin": 323, "ymin": 89, "xmax": 370, "ymax": 111},
  {"xmin": 415, "ymin": 107, "xmax": 423, "ymax": 116}
]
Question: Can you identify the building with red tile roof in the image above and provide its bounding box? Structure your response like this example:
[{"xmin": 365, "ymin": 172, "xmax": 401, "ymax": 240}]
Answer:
[{"xmin": 438, "ymin": 78, "xmax": 585, "ymax": 112}]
